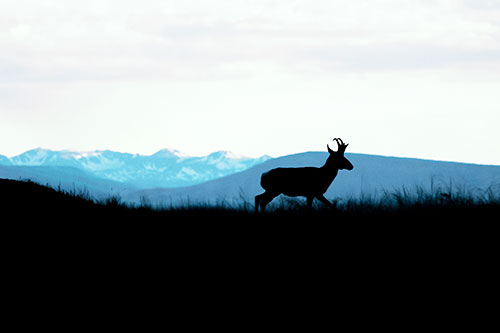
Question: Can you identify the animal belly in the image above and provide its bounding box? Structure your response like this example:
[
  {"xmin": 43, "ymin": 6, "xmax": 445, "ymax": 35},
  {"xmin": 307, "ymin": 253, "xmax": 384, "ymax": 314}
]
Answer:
[
  {"xmin": 281, "ymin": 190, "xmax": 309, "ymax": 197},
  {"xmin": 280, "ymin": 182, "xmax": 317, "ymax": 197}
]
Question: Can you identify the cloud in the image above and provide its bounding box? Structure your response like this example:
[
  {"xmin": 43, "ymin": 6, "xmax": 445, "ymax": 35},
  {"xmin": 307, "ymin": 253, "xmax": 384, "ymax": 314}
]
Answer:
[
  {"xmin": 0, "ymin": 0, "xmax": 499, "ymax": 83},
  {"xmin": 463, "ymin": 0, "xmax": 500, "ymax": 10}
]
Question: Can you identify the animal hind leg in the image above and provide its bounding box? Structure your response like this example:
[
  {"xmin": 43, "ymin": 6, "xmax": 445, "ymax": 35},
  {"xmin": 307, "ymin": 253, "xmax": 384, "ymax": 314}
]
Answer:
[
  {"xmin": 316, "ymin": 194, "xmax": 334, "ymax": 208},
  {"xmin": 307, "ymin": 196, "xmax": 314, "ymax": 211}
]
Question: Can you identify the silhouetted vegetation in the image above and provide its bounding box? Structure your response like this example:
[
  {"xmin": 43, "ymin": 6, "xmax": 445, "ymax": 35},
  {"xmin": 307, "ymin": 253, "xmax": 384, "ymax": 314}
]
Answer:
[{"xmin": 2, "ymin": 178, "xmax": 499, "ymax": 222}]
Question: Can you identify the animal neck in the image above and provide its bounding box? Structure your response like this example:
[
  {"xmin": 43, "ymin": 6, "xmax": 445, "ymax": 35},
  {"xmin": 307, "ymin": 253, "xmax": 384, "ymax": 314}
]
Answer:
[{"xmin": 320, "ymin": 164, "xmax": 339, "ymax": 181}]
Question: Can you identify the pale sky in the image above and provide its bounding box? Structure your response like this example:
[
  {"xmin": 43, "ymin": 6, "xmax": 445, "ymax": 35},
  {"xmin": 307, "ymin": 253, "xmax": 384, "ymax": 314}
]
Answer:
[{"xmin": 1, "ymin": 0, "xmax": 499, "ymax": 164}]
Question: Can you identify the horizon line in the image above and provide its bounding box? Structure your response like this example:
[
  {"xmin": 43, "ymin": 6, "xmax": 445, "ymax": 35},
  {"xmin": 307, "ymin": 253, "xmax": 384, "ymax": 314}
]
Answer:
[{"xmin": 1, "ymin": 146, "xmax": 499, "ymax": 167}]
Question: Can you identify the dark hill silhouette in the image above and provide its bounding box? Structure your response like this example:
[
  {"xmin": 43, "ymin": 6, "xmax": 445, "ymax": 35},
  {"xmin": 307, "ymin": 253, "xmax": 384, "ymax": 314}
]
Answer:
[
  {"xmin": 0, "ymin": 178, "xmax": 108, "ymax": 219},
  {"xmin": 0, "ymin": 179, "xmax": 260, "ymax": 222}
]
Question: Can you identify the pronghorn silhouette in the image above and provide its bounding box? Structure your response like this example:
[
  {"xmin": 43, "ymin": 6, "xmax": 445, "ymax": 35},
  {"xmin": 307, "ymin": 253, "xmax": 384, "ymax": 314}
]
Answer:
[{"xmin": 255, "ymin": 138, "xmax": 354, "ymax": 212}]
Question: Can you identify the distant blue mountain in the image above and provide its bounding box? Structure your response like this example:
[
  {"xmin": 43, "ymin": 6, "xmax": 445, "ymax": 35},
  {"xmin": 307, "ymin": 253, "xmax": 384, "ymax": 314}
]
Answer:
[
  {"xmin": 0, "ymin": 148, "xmax": 271, "ymax": 189},
  {"xmin": 0, "ymin": 155, "xmax": 11, "ymax": 166},
  {"xmin": 123, "ymin": 152, "xmax": 500, "ymax": 206}
]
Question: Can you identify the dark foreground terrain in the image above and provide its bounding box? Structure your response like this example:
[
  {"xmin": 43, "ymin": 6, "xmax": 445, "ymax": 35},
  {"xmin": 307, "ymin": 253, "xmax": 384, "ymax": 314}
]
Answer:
[{"xmin": 2, "ymin": 177, "xmax": 498, "ymax": 314}]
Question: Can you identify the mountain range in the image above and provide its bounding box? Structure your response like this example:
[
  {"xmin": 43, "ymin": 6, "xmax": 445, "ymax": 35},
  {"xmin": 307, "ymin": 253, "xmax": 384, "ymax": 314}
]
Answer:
[
  {"xmin": 1, "ymin": 148, "xmax": 499, "ymax": 206},
  {"xmin": 0, "ymin": 148, "xmax": 271, "ymax": 189}
]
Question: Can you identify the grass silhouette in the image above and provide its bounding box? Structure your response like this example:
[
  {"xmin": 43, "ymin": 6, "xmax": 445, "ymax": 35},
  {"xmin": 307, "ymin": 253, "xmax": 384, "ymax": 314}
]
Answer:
[
  {"xmin": 1, "ymin": 178, "xmax": 499, "ymax": 222},
  {"xmin": 4, "ymin": 177, "xmax": 498, "ymax": 285}
]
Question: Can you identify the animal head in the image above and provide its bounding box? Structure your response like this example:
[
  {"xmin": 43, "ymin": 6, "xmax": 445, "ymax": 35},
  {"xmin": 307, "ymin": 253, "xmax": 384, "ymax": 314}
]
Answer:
[{"xmin": 326, "ymin": 138, "xmax": 354, "ymax": 171}]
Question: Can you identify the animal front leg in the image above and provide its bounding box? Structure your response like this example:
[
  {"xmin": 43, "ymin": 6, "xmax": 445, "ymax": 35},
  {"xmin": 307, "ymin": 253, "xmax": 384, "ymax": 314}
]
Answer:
[
  {"xmin": 316, "ymin": 194, "xmax": 334, "ymax": 208},
  {"xmin": 306, "ymin": 196, "xmax": 314, "ymax": 211}
]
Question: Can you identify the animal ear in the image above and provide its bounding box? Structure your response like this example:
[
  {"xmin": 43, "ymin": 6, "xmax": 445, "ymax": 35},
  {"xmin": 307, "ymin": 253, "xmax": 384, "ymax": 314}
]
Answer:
[{"xmin": 327, "ymin": 144, "xmax": 334, "ymax": 154}]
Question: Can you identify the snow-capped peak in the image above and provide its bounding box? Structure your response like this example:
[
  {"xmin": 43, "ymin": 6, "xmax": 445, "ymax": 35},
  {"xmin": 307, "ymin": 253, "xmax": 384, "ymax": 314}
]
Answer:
[
  {"xmin": 208, "ymin": 150, "xmax": 245, "ymax": 160},
  {"xmin": 70, "ymin": 150, "xmax": 104, "ymax": 159},
  {"xmin": 152, "ymin": 148, "xmax": 187, "ymax": 158},
  {"xmin": 11, "ymin": 147, "xmax": 53, "ymax": 165}
]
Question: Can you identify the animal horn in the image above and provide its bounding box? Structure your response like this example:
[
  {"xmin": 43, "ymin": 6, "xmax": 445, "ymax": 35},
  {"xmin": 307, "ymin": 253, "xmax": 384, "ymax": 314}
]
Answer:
[
  {"xmin": 333, "ymin": 138, "xmax": 348, "ymax": 153},
  {"xmin": 333, "ymin": 138, "xmax": 341, "ymax": 148}
]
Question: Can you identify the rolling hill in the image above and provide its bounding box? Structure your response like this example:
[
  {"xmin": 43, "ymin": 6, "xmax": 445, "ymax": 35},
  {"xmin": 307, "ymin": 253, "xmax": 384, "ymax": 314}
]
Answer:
[
  {"xmin": 0, "ymin": 164, "xmax": 134, "ymax": 200},
  {"xmin": 123, "ymin": 152, "xmax": 500, "ymax": 206}
]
